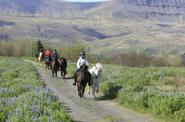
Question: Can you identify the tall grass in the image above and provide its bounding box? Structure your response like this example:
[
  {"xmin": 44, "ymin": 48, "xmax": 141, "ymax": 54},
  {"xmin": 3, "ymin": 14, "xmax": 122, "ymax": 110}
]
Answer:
[
  {"xmin": 0, "ymin": 40, "xmax": 37, "ymax": 57},
  {"xmin": 0, "ymin": 39, "xmax": 184, "ymax": 67},
  {"xmin": 104, "ymin": 52, "xmax": 184, "ymax": 67}
]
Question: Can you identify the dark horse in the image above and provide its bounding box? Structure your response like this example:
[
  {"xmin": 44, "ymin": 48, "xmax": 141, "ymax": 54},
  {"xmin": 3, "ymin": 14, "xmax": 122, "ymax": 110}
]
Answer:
[
  {"xmin": 51, "ymin": 57, "xmax": 67, "ymax": 78},
  {"xmin": 51, "ymin": 59, "xmax": 60, "ymax": 77},
  {"xmin": 74, "ymin": 64, "xmax": 91, "ymax": 97},
  {"xmin": 59, "ymin": 57, "xmax": 67, "ymax": 79},
  {"xmin": 45, "ymin": 55, "xmax": 52, "ymax": 70}
]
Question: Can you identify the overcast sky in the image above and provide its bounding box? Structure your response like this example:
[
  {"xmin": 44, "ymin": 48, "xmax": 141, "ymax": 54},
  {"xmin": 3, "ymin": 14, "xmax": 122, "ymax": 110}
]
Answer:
[{"xmin": 63, "ymin": 0, "xmax": 109, "ymax": 2}]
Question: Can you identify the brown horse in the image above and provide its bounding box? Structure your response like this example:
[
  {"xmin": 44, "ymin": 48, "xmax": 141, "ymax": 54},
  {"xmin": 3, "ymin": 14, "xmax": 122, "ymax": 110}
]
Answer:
[
  {"xmin": 59, "ymin": 57, "xmax": 67, "ymax": 79},
  {"xmin": 45, "ymin": 55, "xmax": 52, "ymax": 70},
  {"xmin": 74, "ymin": 64, "xmax": 91, "ymax": 97},
  {"xmin": 51, "ymin": 60, "xmax": 60, "ymax": 77}
]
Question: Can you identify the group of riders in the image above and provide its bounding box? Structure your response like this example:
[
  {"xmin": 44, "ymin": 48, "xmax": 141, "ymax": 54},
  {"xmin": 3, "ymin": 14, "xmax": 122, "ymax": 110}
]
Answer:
[
  {"xmin": 38, "ymin": 48, "xmax": 59, "ymax": 64},
  {"xmin": 37, "ymin": 48, "xmax": 90, "ymax": 85}
]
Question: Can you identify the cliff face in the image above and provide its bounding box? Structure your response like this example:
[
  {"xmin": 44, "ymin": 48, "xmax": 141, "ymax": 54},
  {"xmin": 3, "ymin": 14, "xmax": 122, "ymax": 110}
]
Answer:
[
  {"xmin": 123, "ymin": 0, "xmax": 185, "ymax": 17},
  {"xmin": 84, "ymin": 0, "xmax": 185, "ymax": 22}
]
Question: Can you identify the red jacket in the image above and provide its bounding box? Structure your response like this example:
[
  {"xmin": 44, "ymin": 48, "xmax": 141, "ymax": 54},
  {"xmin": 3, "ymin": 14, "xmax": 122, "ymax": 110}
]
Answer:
[{"xmin": 45, "ymin": 50, "xmax": 52, "ymax": 57}]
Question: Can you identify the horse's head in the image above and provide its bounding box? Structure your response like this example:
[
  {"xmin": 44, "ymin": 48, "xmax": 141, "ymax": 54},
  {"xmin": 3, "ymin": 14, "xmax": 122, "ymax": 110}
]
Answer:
[
  {"xmin": 60, "ymin": 57, "xmax": 64, "ymax": 61},
  {"xmin": 81, "ymin": 64, "xmax": 88, "ymax": 71},
  {"xmin": 90, "ymin": 63, "xmax": 103, "ymax": 78}
]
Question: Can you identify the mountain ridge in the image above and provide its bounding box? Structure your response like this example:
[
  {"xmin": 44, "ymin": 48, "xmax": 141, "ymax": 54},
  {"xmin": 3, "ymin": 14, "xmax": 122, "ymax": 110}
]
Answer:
[
  {"xmin": 0, "ymin": 0, "xmax": 185, "ymax": 21},
  {"xmin": 0, "ymin": 0, "xmax": 103, "ymax": 17}
]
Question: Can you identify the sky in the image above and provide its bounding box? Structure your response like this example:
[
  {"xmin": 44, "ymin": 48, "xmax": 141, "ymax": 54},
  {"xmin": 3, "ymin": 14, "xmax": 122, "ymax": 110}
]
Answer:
[{"xmin": 63, "ymin": 0, "xmax": 109, "ymax": 2}]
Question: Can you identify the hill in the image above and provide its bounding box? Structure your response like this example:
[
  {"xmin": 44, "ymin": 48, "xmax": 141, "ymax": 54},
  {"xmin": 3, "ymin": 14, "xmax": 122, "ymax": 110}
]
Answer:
[
  {"xmin": 85, "ymin": 0, "xmax": 185, "ymax": 22},
  {"xmin": 0, "ymin": 0, "xmax": 101, "ymax": 17},
  {"xmin": 0, "ymin": 0, "xmax": 185, "ymax": 56}
]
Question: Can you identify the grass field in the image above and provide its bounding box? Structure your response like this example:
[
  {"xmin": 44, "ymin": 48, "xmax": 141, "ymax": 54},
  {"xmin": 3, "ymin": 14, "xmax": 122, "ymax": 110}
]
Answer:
[
  {"xmin": 66, "ymin": 62, "xmax": 185, "ymax": 122},
  {"xmin": 1, "ymin": 56, "xmax": 185, "ymax": 122},
  {"xmin": 0, "ymin": 57, "xmax": 71, "ymax": 122},
  {"xmin": 99, "ymin": 64, "xmax": 185, "ymax": 122},
  {"xmin": 5, "ymin": 57, "xmax": 185, "ymax": 121}
]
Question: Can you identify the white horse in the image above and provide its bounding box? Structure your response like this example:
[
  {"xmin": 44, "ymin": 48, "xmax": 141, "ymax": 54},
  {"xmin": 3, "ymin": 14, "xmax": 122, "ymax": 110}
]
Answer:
[
  {"xmin": 89, "ymin": 63, "xmax": 103, "ymax": 99},
  {"xmin": 38, "ymin": 51, "xmax": 43, "ymax": 66}
]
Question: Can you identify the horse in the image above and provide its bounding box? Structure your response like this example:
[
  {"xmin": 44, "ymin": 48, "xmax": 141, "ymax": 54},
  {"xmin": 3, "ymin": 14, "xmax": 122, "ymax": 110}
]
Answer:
[
  {"xmin": 89, "ymin": 63, "xmax": 103, "ymax": 99},
  {"xmin": 45, "ymin": 55, "xmax": 52, "ymax": 70},
  {"xmin": 51, "ymin": 59, "xmax": 60, "ymax": 77},
  {"xmin": 59, "ymin": 57, "xmax": 67, "ymax": 79},
  {"xmin": 38, "ymin": 52, "xmax": 43, "ymax": 66},
  {"xmin": 74, "ymin": 64, "xmax": 91, "ymax": 97}
]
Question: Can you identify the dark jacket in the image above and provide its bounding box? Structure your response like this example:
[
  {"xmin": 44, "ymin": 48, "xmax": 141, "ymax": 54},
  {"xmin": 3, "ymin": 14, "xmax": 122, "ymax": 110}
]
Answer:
[{"xmin": 52, "ymin": 52, "xmax": 59, "ymax": 61}]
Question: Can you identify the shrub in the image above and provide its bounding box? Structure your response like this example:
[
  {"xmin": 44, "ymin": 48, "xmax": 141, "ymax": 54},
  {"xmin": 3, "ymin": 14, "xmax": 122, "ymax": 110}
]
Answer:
[
  {"xmin": 174, "ymin": 109, "xmax": 185, "ymax": 122},
  {"xmin": 101, "ymin": 81, "xmax": 121, "ymax": 98}
]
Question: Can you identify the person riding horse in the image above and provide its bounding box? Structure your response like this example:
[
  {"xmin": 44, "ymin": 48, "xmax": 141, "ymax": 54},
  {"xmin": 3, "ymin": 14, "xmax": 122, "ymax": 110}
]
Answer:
[
  {"xmin": 73, "ymin": 52, "xmax": 91, "ymax": 86},
  {"xmin": 38, "ymin": 49, "xmax": 43, "ymax": 66},
  {"xmin": 44, "ymin": 48, "xmax": 52, "ymax": 69},
  {"xmin": 52, "ymin": 49, "xmax": 59, "ymax": 62},
  {"xmin": 51, "ymin": 49, "xmax": 60, "ymax": 77}
]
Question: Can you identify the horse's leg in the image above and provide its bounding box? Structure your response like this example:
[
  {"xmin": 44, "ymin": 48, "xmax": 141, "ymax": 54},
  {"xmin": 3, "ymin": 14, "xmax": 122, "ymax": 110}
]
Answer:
[
  {"xmin": 96, "ymin": 84, "xmax": 99, "ymax": 93},
  {"xmin": 88, "ymin": 85, "xmax": 91, "ymax": 95},
  {"xmin": 77, "ymin": 86, "xmax": 81, "ymax": 97},
  {"xmin": 82, "ymin": 86, "xmax": 85, "ymax": 97},
  {"xmin": 61, "ymin": 68, "xmax": 63, "ymax": 77},
  {"xmin": 49, "ymin": 63, "xmax": 52, "ymax": 70},
  {"xmin": 61, "ymin": 70, "xmax": 62, "ymax": 77},
  {"xmin": 55, "ymin": 70, "xmax": 57, "ymax": 77},
  {"xmin": 51, "ymin": 69, "xmax": 54, "ymax": 77},
  {"xmin": 63, "ymin": 69, "xmax": 66, "ymax": 79},
  {"xmin": 92, "ymin": 84, "xmax": 96, "ymax": 99}
]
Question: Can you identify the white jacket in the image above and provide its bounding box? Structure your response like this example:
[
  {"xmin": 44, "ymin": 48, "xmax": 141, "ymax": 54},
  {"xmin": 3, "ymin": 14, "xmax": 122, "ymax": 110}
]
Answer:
[{"xmin": 77, "ymin": 57, "xmax": 88, "ymax": 69}]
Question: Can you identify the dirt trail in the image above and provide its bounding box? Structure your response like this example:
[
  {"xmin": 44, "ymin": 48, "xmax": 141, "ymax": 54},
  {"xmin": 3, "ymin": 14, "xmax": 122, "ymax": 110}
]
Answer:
[{"xmin": 27, "ymin": 60, "xmax": 158, "ymax": 122}]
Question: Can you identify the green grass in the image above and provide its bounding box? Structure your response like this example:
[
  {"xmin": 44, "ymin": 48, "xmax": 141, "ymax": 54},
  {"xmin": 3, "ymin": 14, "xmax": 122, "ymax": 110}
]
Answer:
[
  {"xmin": 0, "ymin": 57, "xmax": 72, "ymax": 122},
  {"xmin": 98, "ymin": 64, "xmax": 185, "ymax": 122},
  {"xmin": 50, "ymin": 59, "xmax": 185, "ymax": 122}
]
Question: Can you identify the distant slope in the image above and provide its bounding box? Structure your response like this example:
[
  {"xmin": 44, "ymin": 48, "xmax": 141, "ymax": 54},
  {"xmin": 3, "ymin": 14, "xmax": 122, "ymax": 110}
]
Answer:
[{"xmin": 0, "ymin": 0, "xmax": 102, "ymax": 17}]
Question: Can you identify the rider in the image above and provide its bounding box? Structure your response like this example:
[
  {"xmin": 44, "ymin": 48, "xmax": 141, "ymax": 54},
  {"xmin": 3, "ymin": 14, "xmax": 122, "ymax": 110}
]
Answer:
[
  {"xmin": 73, "ymin": 52, "xmax": 89, "ymax": 85},
  {"xmin": 77, "ymin": 52, "xmax": 88, "ymax": 69},
  {"xmin": 44, "ymin": 48, "xmax": 52, "ymax": 61},
  {"xmin": 51, "ymin": 49, "xmax": 59, "ymax": 62},
  {"xmin": 38, "ymin": 49, "xmax": 43, "ymax": 64}
]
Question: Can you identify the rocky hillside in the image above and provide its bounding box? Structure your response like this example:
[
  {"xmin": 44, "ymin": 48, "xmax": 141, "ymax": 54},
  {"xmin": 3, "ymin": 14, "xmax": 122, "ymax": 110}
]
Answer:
[{"xmin": 85, "ymin": 0, "xmax": 185, "ymax": 22}]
